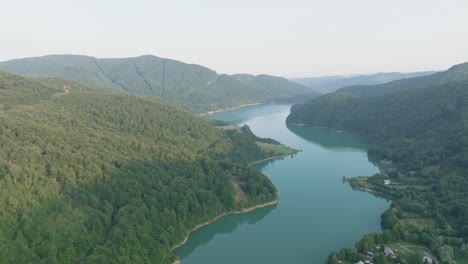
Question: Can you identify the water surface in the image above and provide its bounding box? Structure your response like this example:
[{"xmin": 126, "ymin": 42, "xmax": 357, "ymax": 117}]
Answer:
[{"xmin": 175, "ymin": 104, "xmax": 390, "ymax": 263}]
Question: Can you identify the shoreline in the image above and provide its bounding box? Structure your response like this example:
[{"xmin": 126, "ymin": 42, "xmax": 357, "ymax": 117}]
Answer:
[
  {"xmin": 173, "ymin": 104, "xmax": 289, "ymax": 264},
  {"xmin": 347, "ymin": 180, "xmax": 393, "ymax": 199},
  {"xmin": 248, "ymin": 152, "xmax": 299, "ymax": 166},
  {"xmin": 249, "ymin": 155, "xmax": 286, "ymax": 166},
  {"xmin": 171, "ymin": 199, "xmax": 278, "ymax": 263},
  {"xmin": 351, "ymin": 184, "xmax": 382, "ymax": 194},
  {"xmin": 199, "ymin": 103, "xmax": 263, "ymax": 116}
]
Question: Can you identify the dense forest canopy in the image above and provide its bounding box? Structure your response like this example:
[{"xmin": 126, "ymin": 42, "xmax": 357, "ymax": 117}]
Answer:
[
  {"xmin": 287, "ymin": 66, "xmax": 468, "ymax": 263},
  {"xmin": 0, "ymin": 71, "xmax": 285, "ymax": 263},
  {"xmin": 0, "ymin": 55, "xmax": 319, "ymax": 113}
]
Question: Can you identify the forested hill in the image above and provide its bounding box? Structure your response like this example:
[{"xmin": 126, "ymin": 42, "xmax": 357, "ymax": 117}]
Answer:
[
  {"xmin": 287, "ymin": 81, "xmax": 468, "ymax": 163},
  {"xmin": 0, "ymin": 71, "xmax": 283, "ymax": 263},
  {"xmin": 0, "ymin": 54, "xmax": 316, "ymax": 113},
  {"xmin": 232, "ymin": 73, "xmax": 321, "ymax": 100},
  {"xmin": 291, "ymin": 71, "xmax": 434, "ymax": 93},
  {"xmin": 335, "ymin": 62, "xmax": 468, "ymax": 97},
  {"xmin": 287, "ymin": 80, "xmax": 468, "ymax": 263}
]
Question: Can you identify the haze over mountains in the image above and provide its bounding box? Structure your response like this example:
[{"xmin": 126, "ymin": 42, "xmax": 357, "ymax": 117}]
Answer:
[
  {"xmin": 0, "ymin": 55, "xmax": 318, "ymax": 113},
  {"xmin": 291, "ymin": 71, "xmax": 435, "ymax": 93},
  {"xmin": 336, "ymin": 62, "xmax": 468, "ymax": 97},
  {"xmin": 288, "ymin": 62, "xmax": 468, "ymax": 133},
  {"xmin": 2, "ymin": 53, "xmax": 468, "ymax": 263}
]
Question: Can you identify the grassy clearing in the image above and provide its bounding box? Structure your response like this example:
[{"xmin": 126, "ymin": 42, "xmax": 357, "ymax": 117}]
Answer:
[
  {"xmin": 348, "ymin": 177, "xmax": 376, "ymax": 190},
  {"xmin": 385, "ymin": 241, "xmax": 431, "ymax": 259},
  {"xmin": 352, "ymin": 241, "xmax": 436, "ymax": 263},
  {"xmin": 256, "ymin": 141, "xmax": 299, "ymax": 156},
  {"xmin": 400, "ymin": 218, "xmax": 437, "ymax": 229}
]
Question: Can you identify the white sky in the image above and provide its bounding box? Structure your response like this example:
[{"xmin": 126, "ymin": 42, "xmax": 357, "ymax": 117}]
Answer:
[{"xmin": 1, "ymin": 0, "xmax": 468, "ymax": 77}]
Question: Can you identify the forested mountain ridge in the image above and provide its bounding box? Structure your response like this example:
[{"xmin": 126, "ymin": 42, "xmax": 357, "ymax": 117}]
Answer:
[
  {"xmin": 288, "ymin": 81, "xmax": 468, "ymax": 166},
  {"xmin": 291, "ymin": 71, "xmax": 434, "ymax": 93},
  {"xmin": 232, "ymin": 73, "xmax": 321, "ymax": 103},
  {"xmin": 335, "ymin": 62, "xmax": 468, "ymax": 97},
  {"xmin": 0, "ymin": 54, "xmax": 316, "ymax": 113},
  {"xmin": 0, "ymin": 71, "xmax": 284, "ymax": 263},
  {"xmin": 232, "ymin": 73, "xmax": 321, "ymax": 98},
  {"xmin": 287, "ymin": 79, "xmax": 468, "ymax": 263}
]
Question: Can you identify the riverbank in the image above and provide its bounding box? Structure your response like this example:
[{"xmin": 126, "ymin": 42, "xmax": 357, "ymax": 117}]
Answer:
[
  {"xmin": 249, "ymin": 155, "xmax": 287, "ymax": 166},
  {"xmin": 248, "ymin": 151, "xmax": 300, "ymax": 166},
  {"xmin": 171, "ymin": 199, "xmax": 278, "ymax": 263},
  {"xmin": 177, "ymin": 103, "xmax": 390, "ymax": 264},
  {"xmin": 199, "ymin": 103, "xmax": 263, "ymax": 116},
  {"xmin": 346, "ymin": 175, "xmax": 403, "ymax": 200},
  {"xmin": 345, "ymin": 177, "xmax": 393, "ymax": 199},
  {"xmin": 348, "ymin": 182, "xmax": 394, "ymax": 201},
  {"xmin": 251, "ymin": 141, "xmax": 300, "ymax": 167}
]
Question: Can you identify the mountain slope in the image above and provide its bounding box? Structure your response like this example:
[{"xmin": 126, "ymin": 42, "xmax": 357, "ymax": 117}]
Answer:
[
  {"xmin": 287, "ymin": 79, "xmax": 468, "ymax": 262},
  {"xmin": 0, "ymin": 55, "xmax": 315, "ymax": 113},
  {"xmin": 0, "ymin": 71, "xmax": 283, "ymax": 263},
  {"xmin": 291, "ymin": 71, "xmax": 435, "ymax": 93},
  {"xmin": 288, "ymin": 82, "xmax": 468, "ymax": 153},
  {"xmin": 336, "ymin": 62, "xmax": 468, "ymax": 97},
  {"xmin": 233, "ymin": 73, "xmax": 321, "ymax": 100}
]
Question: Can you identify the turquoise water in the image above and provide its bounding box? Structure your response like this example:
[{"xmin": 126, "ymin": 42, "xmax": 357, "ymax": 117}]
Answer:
[{"xmin": 174, "ymin": 104, "xmax": 390, "ymax": 263}]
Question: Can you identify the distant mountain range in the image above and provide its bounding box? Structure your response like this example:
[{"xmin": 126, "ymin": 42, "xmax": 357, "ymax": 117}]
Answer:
[
  {"xmin": 288, "ymin": 62, "xmax": 468, "ymax": 127},
  {"xmin": 0, "ymin": 55, "xmax": 319, "ymax": 113},
  {"xmin": 291, "ymin": 71, "xmax": 435, "ymax": 93},
  {"xmin": 336, "ymin": 63, "xmax": 468, "ymax": 97}
]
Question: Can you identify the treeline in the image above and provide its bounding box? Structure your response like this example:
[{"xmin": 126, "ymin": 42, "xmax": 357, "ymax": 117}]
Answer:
[
  {"xmin": 0, "ymin": 72, "xmax": 279, "ymax": 263},
  {"xmin": 288, "ymin": 76, "xmax": 468, "ymax": 263}
]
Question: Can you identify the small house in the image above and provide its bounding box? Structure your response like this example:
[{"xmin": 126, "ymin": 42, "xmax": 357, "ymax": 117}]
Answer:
[
  {"xmin": 423, "ymin": 256, "xmax": 433, "ymax": 264},
  {"xmin": 384, "ymin": 247, "xmax": 395, "ymax": 257},
  {"xmin": 422, "ymin": 251, "xmax": 434, "ymax": 264},
  {"xmin": 384, "ymin": 180, "xmax": 391, "ymax": 185}
]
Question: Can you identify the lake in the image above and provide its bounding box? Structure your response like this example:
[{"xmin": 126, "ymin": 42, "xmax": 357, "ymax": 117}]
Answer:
[{"xmin": 174, "ymin": 104, "xmax": 390, "ymax": 263}]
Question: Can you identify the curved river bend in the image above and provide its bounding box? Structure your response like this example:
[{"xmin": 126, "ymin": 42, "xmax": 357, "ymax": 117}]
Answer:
[{"xmin": 174, "ymin": 104, "xmax": 390, "ymax": 263}]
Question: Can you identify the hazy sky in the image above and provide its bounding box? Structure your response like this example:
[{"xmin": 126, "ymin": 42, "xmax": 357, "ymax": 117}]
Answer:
[{"xmin": 1, "ymin": 0, "xmax": 468, "ymax": 77}]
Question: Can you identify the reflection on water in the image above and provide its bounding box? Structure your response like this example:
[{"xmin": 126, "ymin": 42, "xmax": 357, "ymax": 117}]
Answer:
[
  {"xmin": 252, "ymin": 154, "xmax": 299, "ymax": 171},
  {"xmin": 174, "ymin": 204, "xmax": 277, "ymax": 257},
  {"xmin": 287, "ymin": 124, "xmax": 393, "ymax": 172},
  {"xmin": 205, "ymin": 103, "xmax": 279, "ymax": 125},
  {"xmin": 367, "ymin": 155, "xmax": 394, "ymax": 172},
  {"xmin": 286, "ymin": 124, "xmax": 368, "ymax": 151}
]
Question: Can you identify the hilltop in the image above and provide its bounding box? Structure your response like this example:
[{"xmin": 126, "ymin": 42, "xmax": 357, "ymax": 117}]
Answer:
[{"xmin": 0, "ymin": 55, "xmax": 318, "ymax": 113}]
